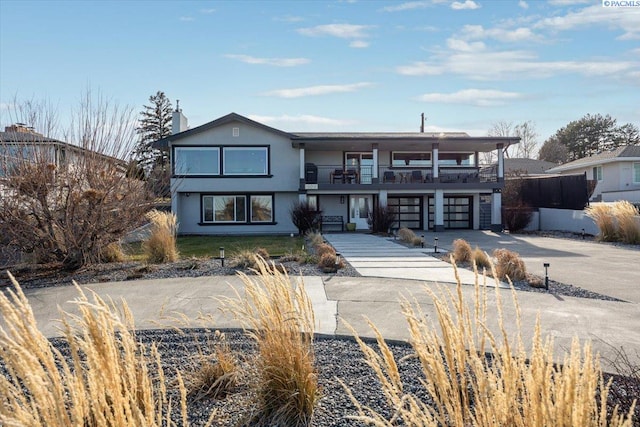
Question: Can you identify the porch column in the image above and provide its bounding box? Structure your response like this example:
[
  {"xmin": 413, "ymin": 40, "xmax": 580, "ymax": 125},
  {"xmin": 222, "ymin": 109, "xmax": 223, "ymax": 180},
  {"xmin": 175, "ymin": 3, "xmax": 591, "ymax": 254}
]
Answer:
[
  {"xmin": 474, "ymin": 151, "xmax": 479, "ymax": 168},
  {"xmin": 372, "ymin": 143, "xmax": 379, "ymax": 183},
  {"xmin": 299, "ymin": 143, "xmax": 306, "ymax": 187},
  {"xmin": 434, "ymin": 189, "xmax": 444, "ymax": 232},
  {"xmin": 379, "ymin": 189, "xmax": 387, "ymax": 206},
  {"xmin": 432, "ymin": 142, "xmax": 439, "ymax": 180},
  {"xmin": 491, "ymin": 189, "xmax": 503, "ymax": 232},
  {"xmin": 497, "ymin": 143, "xmax": 504, "ymax": 182}
]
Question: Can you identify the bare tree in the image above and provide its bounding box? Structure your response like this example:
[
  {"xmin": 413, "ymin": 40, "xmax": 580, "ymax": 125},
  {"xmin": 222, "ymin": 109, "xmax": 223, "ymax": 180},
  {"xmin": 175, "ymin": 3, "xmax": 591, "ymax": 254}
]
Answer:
[
  {"xmin": 484, "ymin": 121, "xmax": 514, "ymax": 163},
  {"xmin": 513, "ymin": 120, "xmax": 539, "ymax": 158},
  {"xmin": 0, "ymin": 91, "xmax": 153, "ymax": 269}
]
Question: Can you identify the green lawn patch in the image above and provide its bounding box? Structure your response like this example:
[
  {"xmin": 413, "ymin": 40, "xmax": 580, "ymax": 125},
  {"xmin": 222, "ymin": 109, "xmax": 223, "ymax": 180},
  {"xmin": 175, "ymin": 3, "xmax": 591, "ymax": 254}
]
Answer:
[{"xmin": 124, "ymin": 235, "xmax": 305, "ymax": 260}]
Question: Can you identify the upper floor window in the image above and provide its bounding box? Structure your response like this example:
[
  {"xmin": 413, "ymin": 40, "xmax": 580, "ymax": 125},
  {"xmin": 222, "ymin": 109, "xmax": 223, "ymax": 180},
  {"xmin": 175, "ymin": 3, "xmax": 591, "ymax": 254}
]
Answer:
[
  {"xmin": 174, "ymin": 147, "xmax": 220, "ymax": 175},
  {"xmin": 439, "ymin": 152, "xmax": 474, "ymax": 166},
  {"xmin": 392, "ymin": 151, "xmax": 431, "ymax": 167},
  {"xmin": 633, "ymin": 163, "xmax": 640, "ymax": 184},
  {"xmin": 223, "ymin": 147, "xmax": 268, "ymax": 175},
  {"xmin": 593, "ymin": 165, "xmax": 603, "ymax": 181}
]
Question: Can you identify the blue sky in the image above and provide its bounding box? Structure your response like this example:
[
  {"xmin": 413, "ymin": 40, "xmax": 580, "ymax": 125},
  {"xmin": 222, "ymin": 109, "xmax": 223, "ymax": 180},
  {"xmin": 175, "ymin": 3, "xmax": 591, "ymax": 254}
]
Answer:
[{"xmin": 1, "ymin": 0, "xmax": 639, "ymax": 150}]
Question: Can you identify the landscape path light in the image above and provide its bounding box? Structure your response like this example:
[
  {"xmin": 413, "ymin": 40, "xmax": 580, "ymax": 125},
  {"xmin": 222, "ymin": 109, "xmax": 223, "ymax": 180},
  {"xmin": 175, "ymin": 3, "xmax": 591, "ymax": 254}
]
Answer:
[
  {"xmin": 220, "ymin": 247, "xmax": 225, "ymax": 267},
  {"xmin": 434, "ymin": 236, "xmax": 438, "ymax": 253},
  {"xmin": 335, "ymin": 252, "xmax": 341, "ymax": 269},
  {"xmin": 421, "ymin": 234, "xmax": 424, "ymax": 248},
  {"xmin": 544, "ymin": 262, "xmax": 550, "ymax": 290}
]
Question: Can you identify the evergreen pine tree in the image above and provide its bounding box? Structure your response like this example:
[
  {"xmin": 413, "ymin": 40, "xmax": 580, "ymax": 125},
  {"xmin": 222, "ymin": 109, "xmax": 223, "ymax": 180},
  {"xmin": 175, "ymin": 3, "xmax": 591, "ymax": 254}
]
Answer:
[{"xmin": 134, "ymin": 91, "xmax": 172, "ymax": 173}]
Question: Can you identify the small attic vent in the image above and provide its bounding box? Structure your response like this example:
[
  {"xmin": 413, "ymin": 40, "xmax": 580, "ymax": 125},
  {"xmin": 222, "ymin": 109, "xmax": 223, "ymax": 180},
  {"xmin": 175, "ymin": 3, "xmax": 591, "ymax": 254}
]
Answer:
[{"xmin": 232, "ymin": 127, "xmax": 239, "ymax": 137}]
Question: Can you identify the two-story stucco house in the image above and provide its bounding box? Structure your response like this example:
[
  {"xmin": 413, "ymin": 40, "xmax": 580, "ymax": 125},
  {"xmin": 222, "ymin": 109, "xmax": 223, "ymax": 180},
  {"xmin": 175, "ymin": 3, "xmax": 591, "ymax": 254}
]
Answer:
[
  {"xmin": 152, "ymin": 111, "xmax": 520, "ymax": 235},
  {"xmin": 546, "ymin": 146, "xmax": 640, "ymax": 203}
]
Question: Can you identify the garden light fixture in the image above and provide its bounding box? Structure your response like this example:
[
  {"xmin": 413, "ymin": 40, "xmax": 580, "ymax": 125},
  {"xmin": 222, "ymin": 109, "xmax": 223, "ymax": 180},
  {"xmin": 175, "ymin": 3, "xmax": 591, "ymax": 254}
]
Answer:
[
  {"xmin": 544, "ymin": 262, "xmax": 550, "ymax": 290},
  {"xmin": 220, "ymin": 247, "xmax": 225, "ymax": 267},
  {"xmin": 434, "ymin": 236, "xmax": 438, "ymax": 253}
]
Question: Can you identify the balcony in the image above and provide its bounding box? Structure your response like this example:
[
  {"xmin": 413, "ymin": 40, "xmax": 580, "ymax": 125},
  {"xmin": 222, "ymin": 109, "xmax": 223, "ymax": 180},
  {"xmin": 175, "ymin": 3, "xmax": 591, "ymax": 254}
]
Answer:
[{"xmin": 302, "ymin": 164, "xmax": 499, "ymax": 190}]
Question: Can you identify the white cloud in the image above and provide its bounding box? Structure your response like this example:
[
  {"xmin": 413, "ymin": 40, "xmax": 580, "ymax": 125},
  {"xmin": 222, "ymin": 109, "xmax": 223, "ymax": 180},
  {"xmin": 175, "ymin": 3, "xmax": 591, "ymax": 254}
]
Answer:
[
  {"xmin": 200, "ymin": 8, "xmax": 216, "ymax": 14},
  {"xmin": 380, "ymin": 1, "xmax": 433, "ymax": 12},
  {"xmin": 349, "ymin": 40, "xmax": 370, "ymax": 48},
  {"xmin": 397, "ymin": 48, "xmax": 638, "ymax": 80},
  {"xmin": 262, "ymin": 82, "xmax": 374, "ymax": 98},
  {"xmin": 461, "ymin": 24, "xmax": 541, "ymax": 42},
  {"xmin": 297, "ymin": 24, "xmax": 373, "ymax": 39},
  {"xmin": 535, "ymin": 5, "xmax": 640, "ymax": 40},
  {"xmin": 274, "ymin": 15, "xmax": 304, "ymax": 22},
  {"xmin": 446, "ymin": 38, "xmax": 486, "ymax": 52},
  {"xmin": 225, "ymin": 54, "xmax": 310, "ymax": 67},
  {"xmin": 548, "ymin": 0, "xmax": 591, "ymax": 5},
  {"xmin": 518, "ymin": 1, "xmax": 529, "ymax": 9},
  {"xmin": 248, "ymin": 114, "xmax": 355, "ymax": 127},
  {"xmin": 417, "ymin": 89, "xmax": 523, "ymax": 106},
  {"xmin": 451, "ymin": 0, "xmax": 481, "ymax": 10},
  {"xmin": 179, "ymin": 16, "xmax": 194, "ymax": 22}
]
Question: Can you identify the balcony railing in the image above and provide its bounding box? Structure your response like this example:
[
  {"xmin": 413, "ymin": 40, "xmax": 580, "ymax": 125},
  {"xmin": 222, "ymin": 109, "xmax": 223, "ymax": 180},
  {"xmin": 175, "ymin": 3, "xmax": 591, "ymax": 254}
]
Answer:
[{"xmin": 304, "ymin": 164, "xmax": 498, "ymax": 185}]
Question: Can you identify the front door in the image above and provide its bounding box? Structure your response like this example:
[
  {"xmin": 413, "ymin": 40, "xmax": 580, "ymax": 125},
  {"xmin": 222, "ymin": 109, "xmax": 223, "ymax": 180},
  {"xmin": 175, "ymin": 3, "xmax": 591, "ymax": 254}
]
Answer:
[{"xmin": 349, "ymin": 195, "xmax": 372, "ymax": 230}]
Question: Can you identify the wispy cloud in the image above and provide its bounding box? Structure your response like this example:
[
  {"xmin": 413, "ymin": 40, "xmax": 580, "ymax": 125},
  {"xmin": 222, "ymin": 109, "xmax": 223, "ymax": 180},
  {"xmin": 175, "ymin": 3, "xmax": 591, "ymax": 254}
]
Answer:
[
  {"xmin": 518, "ymin": 1, "xmax": 529, "ymax": 9},
  {"xmin": 451, "ymin": 1, "xmax": 481, "ymax": 10},
  {"xmin": 548, "ymin": 0, "xmax": 591, "ymax": 5},
  {"xmin": 380, "ymin": 1, "xmax": 433, "ymax": 12},
  {"xmin": 274, "ymin": 15, "xmax": 304, "ymax": 22},
  {"xmin": 179, "ymin": 16, "xmax": 194, "ymax": 22},
  {"xmin": 200, "ymin": 8, "xmax": 216, "ymax": 14},
  {"xmin": 262, "ymin": 82, "xmax": 373, "ymax": 98},
  {"xmin": 534, "ymin": 5, "xmax": 640, "ymax": 40},
  {"xmin": 461, "ymin": 24, "xmax": 541, "ymax": 42},
  {"xmin": 447, "ymin": 38, "xmax": 486, "ymax": 52},
  {"xmin": 397, "ymin": 48, "xmax": 638, "ymax": 80},
  {"xmin": 350, "ymin": 40, "xmax": 370, "ymax": 48},
  {"xmin": 248, "ymin": 114, "xmax": 355, "ymax": 127},
  {"xmin": 225, "ymin": 54, "xmax": 310, "ymax": 67},
  {"xmin": 418, "ymin": 89, "xmax": 523, "ymax": 106},
  {"xmin": 297, "ymin": 23, "xmax": 373, "ymax": 39}
]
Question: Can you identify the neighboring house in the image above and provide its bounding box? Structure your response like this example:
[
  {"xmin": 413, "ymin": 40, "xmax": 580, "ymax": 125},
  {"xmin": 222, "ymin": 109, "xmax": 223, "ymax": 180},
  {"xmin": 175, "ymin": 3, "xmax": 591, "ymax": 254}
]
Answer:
[
  {"xmin": 153, "ymin": 111, "xmax": 520, "ymax": 235},
  {"xmin": 546, "ymin": 146, "xmax": 640, "ymax": 203},
  {"xmin": 484, "ymin": 158, "xmax": 557, "ymax": 177},
  {"xmin": 0, "ymin": 124, "xmax": 126, "ymax": 177}
]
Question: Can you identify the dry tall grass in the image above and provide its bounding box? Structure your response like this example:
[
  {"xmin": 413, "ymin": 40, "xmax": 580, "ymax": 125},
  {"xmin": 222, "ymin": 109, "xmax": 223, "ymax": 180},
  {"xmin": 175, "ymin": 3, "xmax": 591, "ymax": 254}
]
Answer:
[
  {"xmin": 472, "ymin": 246, "xmax": 491, "ymax": 269},
  {"xmin": 306, "ymin": 231, "xmax": 324, "ymax": 249},
  {"xmin": 611, "ymin": 201, "xmax": 640, "ymax": 245},
  {"xmin": 586, "ymin": 203, "xmax": 618, "ymax": 242},
  {"xmin": 220, "ymin": 257, "xmax": 319, "ymax": 426},
  {"xmin": 143, "ymin": 210, "xmax": 179, "ymax": 263},
  {"xmin": 0, "ymin": 272, "xmax": 209, "ymax": 426},
  {"xmin": 493, "ymin": 248, "xmax": 527, "ymax": 281},
  {"xmin": 344, "ymin": 265, "xmax": 636, "ymax": 427},
  {"xmin": 452, "ymin": 238, "xmax": 472, "ymax": 263},
  {"xmin": 315, "ymin": 242, "xmax": 336, "ymax": 258}
]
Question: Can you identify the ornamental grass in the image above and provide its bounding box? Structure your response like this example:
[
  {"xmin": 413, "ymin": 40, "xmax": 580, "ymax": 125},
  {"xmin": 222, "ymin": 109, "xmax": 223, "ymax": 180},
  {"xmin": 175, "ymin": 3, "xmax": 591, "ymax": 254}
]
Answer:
[
  {"xmin": 344, "ymin": 262, "xmax": 636, "ymax": 427},
  {"xmin": 143, "ymin": 209, "xmax": 179, "ymax": 264},
  {"xmin": 0, "ymin": 272, "xmax": 211, "ymax": 426}
]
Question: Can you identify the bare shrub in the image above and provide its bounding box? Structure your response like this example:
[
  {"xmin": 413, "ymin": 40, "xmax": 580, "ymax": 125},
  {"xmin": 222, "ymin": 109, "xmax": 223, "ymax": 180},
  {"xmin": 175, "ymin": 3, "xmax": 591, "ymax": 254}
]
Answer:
[
  {"xmin": 472, "ymin": 246, "xmax": 491, "ymax": 270},
  {"xmin": 586, "ymin": 203, "xmax": 618, "ymax": 242},
  {"xmin": 344, "ymin": 267, "xmax": 636, "ymax": 427},
  {"xmin": 220, "ymin": 258, "xmax": 319, "ymax": 426},
  {"xmin": 612, "ymin": 201, "xmax": 640, "ymax": 245},
  {"xmin": 452, "ymin": 239, "xmax": 472, "ymax": 263},
  {"xmin": 398, "ymin": 227, "xmax": 417, "ymax": 244},
  {"xmin": 0, "ymin": 272, "xmax": 199, "ymax": 425},
  {"xmin": 367, "ymin": 202, "xmax": 397, "ymax": 233},
  {"xmin": 290, "ymin": 201, "xmax": 321, "ymax": 235},
  {"xmin": 142, "ymin": 210, "xmax": 179, "ymax": 264},
  {"xmin": 493, "ymin": 248, "xmax": 527, "ymax": 281},
  {"xmin": 318, "ymin": 252, "xmax": 343, "ymax": 272},
  {"xmin": 0, "ymin": 93, "xmax": 153, "ymax": 269}
]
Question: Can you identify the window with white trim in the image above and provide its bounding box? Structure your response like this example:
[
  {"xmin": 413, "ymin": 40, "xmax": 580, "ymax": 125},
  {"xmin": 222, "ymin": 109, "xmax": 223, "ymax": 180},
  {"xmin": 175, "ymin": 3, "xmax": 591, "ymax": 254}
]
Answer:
[
  {"xmin": 223, "ymin": 147, "xmax": 268, "ymax": 175},
  {"xmin": 593, "ymin": 165, "xmax": 603, "ymax": 181},
  {"xmin": 174, "ymin": 147, "xmax": 220, "ymax": 175}
]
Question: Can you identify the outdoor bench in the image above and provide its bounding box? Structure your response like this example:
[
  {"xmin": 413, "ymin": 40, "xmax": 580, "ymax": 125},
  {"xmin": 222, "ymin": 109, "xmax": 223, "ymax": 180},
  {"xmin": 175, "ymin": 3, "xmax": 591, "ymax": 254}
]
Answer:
[{"xmin": 320, "ymin": 215, "xmax": 344, "ymax": 232}]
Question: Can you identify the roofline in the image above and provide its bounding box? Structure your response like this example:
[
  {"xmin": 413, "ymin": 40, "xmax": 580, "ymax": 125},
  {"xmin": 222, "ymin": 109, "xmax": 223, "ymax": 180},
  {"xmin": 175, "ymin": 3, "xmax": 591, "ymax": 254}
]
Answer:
[
  {"xmin": 291, "ymin": 135, "xmax": 519, "ymax": 143},
  {"xmin": 547, "ymin": 156, "xmax": 640, "ymax": 172},
  {"xmin": 152, "ymin": 112, "xmax": 293, "ymax": 149}
]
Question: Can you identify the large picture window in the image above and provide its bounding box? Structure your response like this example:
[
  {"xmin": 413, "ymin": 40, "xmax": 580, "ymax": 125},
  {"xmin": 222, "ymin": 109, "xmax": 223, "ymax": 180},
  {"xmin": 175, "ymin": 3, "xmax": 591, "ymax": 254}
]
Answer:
[
  {"xmin": 174, "ymin": 147, "xmax": 219, "ymax": 175},
  {"xmin": 203, "ymin": 195, "xmax": 246, "ymax": 223},
  {"xmin": 223, "ymin": 147, "xmax": 268, "ymax": 175},
  {"xmin": 392, "ymin": 151, "xmax": 431, "ymax": 167},
  {"xmin": 202, "ymin": 194, "xmax": 274, "ymax": 224}
]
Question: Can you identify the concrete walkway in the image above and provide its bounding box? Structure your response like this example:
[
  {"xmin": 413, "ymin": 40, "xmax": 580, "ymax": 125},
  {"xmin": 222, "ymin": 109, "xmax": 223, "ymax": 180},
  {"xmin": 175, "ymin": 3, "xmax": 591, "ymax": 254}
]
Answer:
[{"xmin": 323, "ymin": 233, "xmax": 506, "ymax": 287}]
